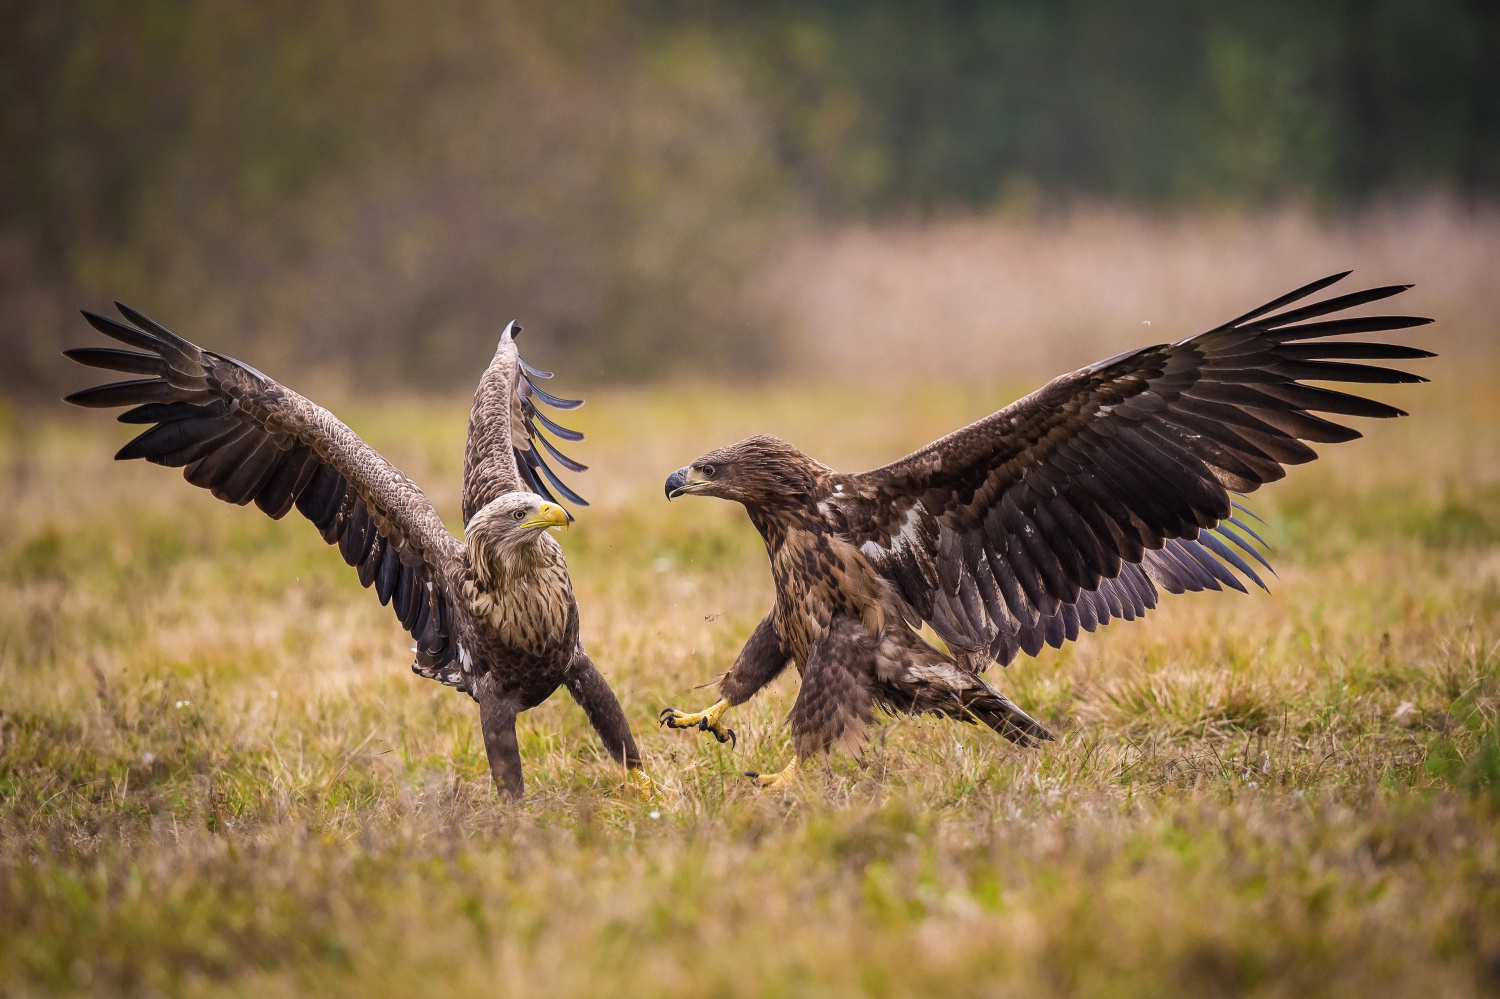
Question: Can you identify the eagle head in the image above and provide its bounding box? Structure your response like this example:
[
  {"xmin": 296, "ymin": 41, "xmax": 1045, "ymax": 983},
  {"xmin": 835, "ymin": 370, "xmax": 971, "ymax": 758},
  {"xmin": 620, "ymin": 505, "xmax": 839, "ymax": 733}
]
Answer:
[
  {"xmin": 665, "ymin": 435, "xmax": 828, "ymax": 508},
  {"xmin": 465, "ymin": 492, "xmax": 568, "ymax": 589}
]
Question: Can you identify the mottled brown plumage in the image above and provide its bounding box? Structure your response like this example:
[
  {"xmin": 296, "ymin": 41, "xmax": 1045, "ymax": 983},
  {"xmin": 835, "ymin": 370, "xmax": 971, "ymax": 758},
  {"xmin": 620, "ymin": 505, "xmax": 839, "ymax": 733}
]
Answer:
[
  {"xmin": 663, "ymin": 273, "xmax": 1433, "ymax": 766},
  {"xmin": 65, "ymin": 306, "xmax": 646, "ymax": 799}
]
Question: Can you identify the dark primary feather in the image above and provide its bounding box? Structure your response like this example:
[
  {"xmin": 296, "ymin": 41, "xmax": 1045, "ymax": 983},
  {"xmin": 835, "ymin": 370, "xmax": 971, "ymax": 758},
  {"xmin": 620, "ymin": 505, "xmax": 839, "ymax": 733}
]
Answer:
[
  {"xmin": 522, "ymin": 375, "xmax": 583, "ymax": 411},
  {"xmin": 514, "ymin": 381, "xmax": 588, "ymax": 511},
  {"xmin": 63, "ymin": 303, "xmax": 463, "ymax": 682},
  {"xmin": 62, "ymin": 347, "xmax": 166, "ymax": 377},
  {"xmin": 841, "ymin": 273, "xmax": 1432, "ymax": 667}
]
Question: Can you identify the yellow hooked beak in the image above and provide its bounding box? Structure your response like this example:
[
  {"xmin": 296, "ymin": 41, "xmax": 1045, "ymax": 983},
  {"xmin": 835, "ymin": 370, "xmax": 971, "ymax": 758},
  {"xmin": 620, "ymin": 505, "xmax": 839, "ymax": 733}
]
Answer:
[{"xmin": 520, "ymin": 501, "xmax": 570, "ymax": 531}]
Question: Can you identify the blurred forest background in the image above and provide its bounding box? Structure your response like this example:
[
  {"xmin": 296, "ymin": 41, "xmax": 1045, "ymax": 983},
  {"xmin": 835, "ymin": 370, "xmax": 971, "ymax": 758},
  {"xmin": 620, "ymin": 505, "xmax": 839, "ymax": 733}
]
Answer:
[{"xmin": 3, "ymin": 0, "xmax": 1498, "ymax": 397}]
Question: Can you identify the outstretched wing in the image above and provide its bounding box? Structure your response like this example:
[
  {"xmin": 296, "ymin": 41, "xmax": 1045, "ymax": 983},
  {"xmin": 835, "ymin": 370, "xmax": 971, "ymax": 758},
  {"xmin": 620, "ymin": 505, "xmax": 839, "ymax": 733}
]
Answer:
[
  {"xmin": 833, "ymin": 272, "xmax": 1433, "ymax": 667},
  {"xmin": 65, "ymin": 304, "xmax": 466, "ymax": 681},
  {"xmin": 461, "ymin": 321, "xmax": 588, "ymax": 526}
]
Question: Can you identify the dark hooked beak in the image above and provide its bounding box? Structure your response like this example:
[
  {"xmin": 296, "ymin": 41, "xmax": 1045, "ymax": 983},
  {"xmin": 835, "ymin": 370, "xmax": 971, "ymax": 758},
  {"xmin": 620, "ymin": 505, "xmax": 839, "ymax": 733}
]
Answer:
[{"xmin": 665, "ymin": 465, "xmax": 698, "ymax": 500}]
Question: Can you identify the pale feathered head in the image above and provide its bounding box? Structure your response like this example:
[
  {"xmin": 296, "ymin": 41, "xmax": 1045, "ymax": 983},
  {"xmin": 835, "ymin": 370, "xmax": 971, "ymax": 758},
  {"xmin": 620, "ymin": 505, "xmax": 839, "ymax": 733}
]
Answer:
[{"xmin": 465, "ymin": 492, "xmax": 568, "ymax": 589}]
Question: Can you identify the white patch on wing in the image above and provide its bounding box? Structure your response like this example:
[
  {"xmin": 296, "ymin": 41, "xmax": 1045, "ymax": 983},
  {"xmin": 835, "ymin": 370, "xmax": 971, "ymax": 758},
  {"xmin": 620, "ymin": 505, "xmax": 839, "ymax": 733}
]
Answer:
[
  {"xmin": 862, "ymin": 505, "xmax": 926, "ymax": 561},
  {"xmin": 1094, "ymin": 404, "xmax": 1114, "ymax": 418},
  {"xmin": 459, "ymin": 644, "xmax": 473, "ymax": 673},
  {"xmin": 907, "ymin": 661, "xmax": 966, "ymax": 686}
]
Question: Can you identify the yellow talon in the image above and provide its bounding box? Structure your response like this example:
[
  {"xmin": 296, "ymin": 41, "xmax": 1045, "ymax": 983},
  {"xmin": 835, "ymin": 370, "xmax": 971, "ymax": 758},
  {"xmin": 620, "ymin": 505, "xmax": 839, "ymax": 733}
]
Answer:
[
  {"xmin": 624, "ymin": 766, "xmax": 664, "ymax": 801},
  {"xmin": 659, "ymin": 697, "xmax": 736, "ymax": 748},
  {"xmin": 744, "ymin": 755, "xmax": 800, "ymax": 791}
]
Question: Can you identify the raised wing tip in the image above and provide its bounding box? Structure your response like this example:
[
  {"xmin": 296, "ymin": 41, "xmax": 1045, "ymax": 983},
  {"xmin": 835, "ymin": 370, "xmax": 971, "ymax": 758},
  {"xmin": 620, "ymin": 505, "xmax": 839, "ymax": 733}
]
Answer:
[
  {"xmin": 112, "ymin": 301, "xmax": 154, "ymax": 331},
  {"xmin": 502, "ymin": 320, "xmax": 523, "ymax": 342},
  {"xmin": 80, "ymin": 309, "xmax": 130, "ymax": 337}
]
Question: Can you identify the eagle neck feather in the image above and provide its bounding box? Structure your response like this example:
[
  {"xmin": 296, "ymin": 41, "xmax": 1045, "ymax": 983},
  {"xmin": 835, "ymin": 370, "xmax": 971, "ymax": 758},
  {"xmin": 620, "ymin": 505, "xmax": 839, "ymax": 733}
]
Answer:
[{"xmin": 465, "ymin": 535, "xmax": 573, "ymax": 654}]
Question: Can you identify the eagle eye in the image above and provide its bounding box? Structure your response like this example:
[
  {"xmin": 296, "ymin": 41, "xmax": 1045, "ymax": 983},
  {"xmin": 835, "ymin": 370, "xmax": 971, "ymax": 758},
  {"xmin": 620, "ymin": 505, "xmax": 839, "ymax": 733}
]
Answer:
[
  {"xmin": 700, "ymin": 464, "xmax": 715, "ymax": 478},
  {"xmin": 513, "ymin": 508, "xmax": 526, "ymax": 520}
]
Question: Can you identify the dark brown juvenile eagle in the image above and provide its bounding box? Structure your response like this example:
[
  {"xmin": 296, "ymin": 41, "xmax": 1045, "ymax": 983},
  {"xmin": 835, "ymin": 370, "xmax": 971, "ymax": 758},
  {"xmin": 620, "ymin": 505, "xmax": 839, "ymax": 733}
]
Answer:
[
  {"xmin": 65, "ymin": 305, "xmax": 654, "ymax": 800},
  {"xmin": 660, "ymin": 273, "xmax": 1432, "ymax": 788}
]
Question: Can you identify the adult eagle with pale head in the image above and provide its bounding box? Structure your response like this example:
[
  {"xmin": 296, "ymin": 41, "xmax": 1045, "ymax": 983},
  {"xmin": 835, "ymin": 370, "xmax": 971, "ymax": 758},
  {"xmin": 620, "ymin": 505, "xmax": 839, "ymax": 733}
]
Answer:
[
  {"xmin": 661, "ymin": 273, "xmax": 1431, "ymax": 788},
  {"xmin": 65, "ymin": 304, "xmax": 654, "ymax": 800}
]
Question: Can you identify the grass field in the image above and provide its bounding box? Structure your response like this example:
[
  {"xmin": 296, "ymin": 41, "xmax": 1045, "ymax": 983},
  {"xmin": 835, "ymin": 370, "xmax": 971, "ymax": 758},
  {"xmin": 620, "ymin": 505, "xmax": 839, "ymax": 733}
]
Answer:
[{"xmin": 2, "ymin": 366, "xmax": 1499, "ymax": 997}]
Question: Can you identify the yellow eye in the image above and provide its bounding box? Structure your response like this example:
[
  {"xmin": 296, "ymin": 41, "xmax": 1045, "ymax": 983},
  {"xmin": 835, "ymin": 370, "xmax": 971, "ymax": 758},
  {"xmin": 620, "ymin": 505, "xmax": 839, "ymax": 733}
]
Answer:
[{"xmin": 513, "ymin": 509, "xmax": 526, "ymax": 520}]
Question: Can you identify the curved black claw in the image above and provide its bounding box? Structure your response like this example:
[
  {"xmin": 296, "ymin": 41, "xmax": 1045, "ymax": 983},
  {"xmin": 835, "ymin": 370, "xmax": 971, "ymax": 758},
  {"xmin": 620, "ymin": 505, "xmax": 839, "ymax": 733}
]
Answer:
[
  {"xmin": 659, "ymin": 705, "xmax": 736, "ymax": 750},
  {"xmin": 701, "ymin": 718, "xmax": 736, "ymax": 750},
  {"xmin": 742, "ymin": 770, "xmax": 760, "ymax": 779}
]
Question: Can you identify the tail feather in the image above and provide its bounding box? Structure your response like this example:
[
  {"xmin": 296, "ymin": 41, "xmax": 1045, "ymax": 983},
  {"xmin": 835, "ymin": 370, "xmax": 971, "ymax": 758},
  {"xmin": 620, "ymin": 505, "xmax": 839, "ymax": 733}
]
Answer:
[
  {"xmin": 963, "ymin": 678, "xmax": 1053, "ymax": 746},
  {"xmin": 882, "ymin": 658, "xmax": 1053, "ymax": 746}
]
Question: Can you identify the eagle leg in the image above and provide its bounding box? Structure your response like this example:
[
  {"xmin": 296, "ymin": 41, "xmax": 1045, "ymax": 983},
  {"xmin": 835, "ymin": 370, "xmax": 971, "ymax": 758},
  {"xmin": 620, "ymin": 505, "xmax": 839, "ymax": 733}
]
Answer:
[
  {"xmin": 475, "ymin": 678, "xmax": 525, "ymax": 800},
  {"xmin": 658, "ymin": 698, "xmax": 736, "ymax": 750},
  {"xmin": 744, "ymin": 755, "xmax": 800, "ymax": 791},
  {"xmin": 565, "ymin": 651, "xmax": 665, "ymax": 799}
]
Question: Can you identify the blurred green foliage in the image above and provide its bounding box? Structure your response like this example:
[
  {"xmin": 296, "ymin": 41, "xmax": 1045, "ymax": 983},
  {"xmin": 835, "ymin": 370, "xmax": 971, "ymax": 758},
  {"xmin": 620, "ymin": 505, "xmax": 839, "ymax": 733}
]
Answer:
[
  {"xmin": 2, "ymin": 0, "xmax": 1495, "ymax": 394},
  {"xmin": 2, "ymin": 1, "xmax": 792, "ymax": 393},
  {"xmin": 714, "ymin": 0, "xmax": 1500, "ymax": 211}
]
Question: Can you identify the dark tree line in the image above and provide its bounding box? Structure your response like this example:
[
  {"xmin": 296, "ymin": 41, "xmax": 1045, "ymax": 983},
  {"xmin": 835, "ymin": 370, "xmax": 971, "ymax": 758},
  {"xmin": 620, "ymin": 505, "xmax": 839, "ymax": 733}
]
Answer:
[{"xmin": 703, "ymin": 0, "xmax": 1500, "ymax": 210}]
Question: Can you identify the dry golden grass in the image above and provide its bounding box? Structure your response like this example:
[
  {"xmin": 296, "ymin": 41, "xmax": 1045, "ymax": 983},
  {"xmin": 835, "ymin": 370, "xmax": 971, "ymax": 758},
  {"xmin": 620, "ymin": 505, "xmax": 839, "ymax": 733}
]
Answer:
[
  {"xmin": 2, "ymin": 355, "xmax": 1499, "ymax": 996},
  {"xmin": 770, "ymin": 200, "xmax": 1500, "ymax": 384}
]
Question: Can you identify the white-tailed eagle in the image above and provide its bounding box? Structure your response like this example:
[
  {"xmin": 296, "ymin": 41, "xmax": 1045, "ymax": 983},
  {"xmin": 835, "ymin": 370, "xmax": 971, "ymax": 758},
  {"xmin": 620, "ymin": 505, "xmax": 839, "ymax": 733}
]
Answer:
[
  {"xmin": 65, "ymin": 305, "xmax": 654, "ymax": 799},
  {"xmin": 660, "ymin": 273, "xmax": 1431, "ymax": 788}
]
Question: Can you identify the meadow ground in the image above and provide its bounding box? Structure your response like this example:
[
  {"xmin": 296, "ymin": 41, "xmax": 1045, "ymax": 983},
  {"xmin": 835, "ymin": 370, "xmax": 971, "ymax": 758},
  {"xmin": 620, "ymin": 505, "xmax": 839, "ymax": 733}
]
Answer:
[{"xmin": 2, "ymin": 364, "xmax": 1499, "ymax": 997}]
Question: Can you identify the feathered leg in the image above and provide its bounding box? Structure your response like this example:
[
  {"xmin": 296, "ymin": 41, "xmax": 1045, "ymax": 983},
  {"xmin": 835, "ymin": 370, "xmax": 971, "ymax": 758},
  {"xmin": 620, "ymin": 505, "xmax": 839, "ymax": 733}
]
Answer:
[
  {"xmin": 786, "ymin": 619, "xmax": 875, "ymax": 759},
  {"xmin": 742, "ymin": 618, "xmax": 871, "ymax": 789},
  {"xmin": 565, "ymin": 651, "xmax": 660, "ymax": 798},
  {"xmin": 661, "ymin": 612, "xmax": 789, "ymax": 748},
  {"xmin": 474, "ymin": 674, "xmax": 525, "ymax": 799}
]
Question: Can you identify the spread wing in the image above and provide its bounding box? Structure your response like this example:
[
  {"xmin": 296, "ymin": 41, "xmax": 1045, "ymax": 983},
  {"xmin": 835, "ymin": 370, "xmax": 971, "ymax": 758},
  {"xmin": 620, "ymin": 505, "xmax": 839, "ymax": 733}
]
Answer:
[
  {"xmin": 461, "ymin": 321, "xmax": 588, "ymax": 526},
  {"xmin": 833, "ymin": 272, "xmax": 1433, "ymax": 668},
  {"xmin": 65, "ymin": 303, "xmax": 466, "ymax": 680}
]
